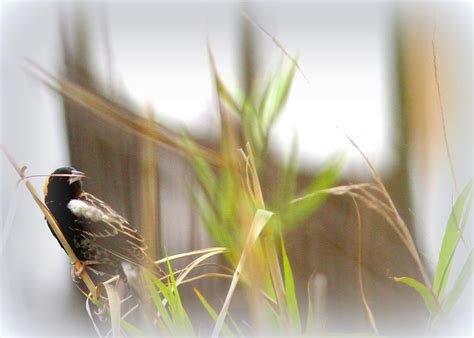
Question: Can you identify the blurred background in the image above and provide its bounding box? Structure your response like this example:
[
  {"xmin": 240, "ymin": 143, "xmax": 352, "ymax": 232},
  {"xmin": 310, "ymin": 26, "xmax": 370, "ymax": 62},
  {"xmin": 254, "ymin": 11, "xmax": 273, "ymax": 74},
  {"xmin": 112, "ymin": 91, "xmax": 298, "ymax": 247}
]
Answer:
[{"xmin": 1, "ymin": 0, "xmax": 472, "ymax": 336}]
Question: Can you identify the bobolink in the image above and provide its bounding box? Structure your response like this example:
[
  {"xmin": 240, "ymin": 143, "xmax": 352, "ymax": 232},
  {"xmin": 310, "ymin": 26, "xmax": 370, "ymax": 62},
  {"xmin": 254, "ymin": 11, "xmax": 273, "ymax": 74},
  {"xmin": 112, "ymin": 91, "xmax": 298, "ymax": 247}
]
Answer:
[{"xmin": 43, "ymin": 166, "xmax": 160, "ymax": 280}]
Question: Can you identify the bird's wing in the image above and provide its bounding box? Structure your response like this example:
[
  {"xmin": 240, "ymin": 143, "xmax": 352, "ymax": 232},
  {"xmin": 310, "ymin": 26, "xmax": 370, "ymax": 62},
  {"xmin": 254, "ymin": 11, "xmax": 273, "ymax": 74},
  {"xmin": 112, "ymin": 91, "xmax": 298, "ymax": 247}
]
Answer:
[{"xmin": 68, "ymin": 192, "xmax": 151, "ymax": 267}]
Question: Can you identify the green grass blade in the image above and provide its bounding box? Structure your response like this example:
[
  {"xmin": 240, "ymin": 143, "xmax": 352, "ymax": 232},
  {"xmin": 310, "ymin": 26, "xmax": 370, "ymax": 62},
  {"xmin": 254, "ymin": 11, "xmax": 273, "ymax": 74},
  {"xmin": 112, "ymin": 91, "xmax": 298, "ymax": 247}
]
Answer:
[
  {"xmin": 208, "ymin": 45, "xmax": 241, "ymax": 116},
  {"xmin": 393, "ymin": 277, "xmax": 437, "ymax": 312},
  {"xmin": 194, "ymin": 192, "xmax": 224, "ymax": 244},
  {"xmin": 188, "ymin": 148, "xmax": 217, "ymax": 194},
  {"xmin": 281, "ymin": 238, "xmax": 301, "ymax": 333},
  {"xmin": 260, "ymin": 61, "xmax": 297, "ymax": 130},
  {"xmin": 277, "ymin": 139, "xmax": 298, "ymax": 210},
  {"xmin": 166, "ymin": 258, "xmax": 194, "ymax": 334},
  {"xmin": 145, "ymin": 272, "xmax": 174, "ymax": 332},
  {"xmin": 442, "ymin": 249, "xmax": 474, "ymax": 314},
  {"xmin": 241, "ymin": 97, "xmax": 265, "ymax": 158},
  {"xmin": 287, "ymin": 155, "xmax": 344, "ymax": 229},
  {"xmin": 433, "ymin": 178, "xmax": 473, "ymax": 299},
  {"xmin": 227, "ymin": 313, "xmax": 245, "ymax": 338},
  {"xmin": 120, "ymin": 319, "xmax": 145, "ymax": 336},
  {"xmin": 194, "ymin": 288, "xmax": 234, "ymax": 337},
  {"xmin": 194, "ymin": 287, "xmax": 219, "ymax": 319},
  {"xmin": 152, "ymin": 273, "xmax": 173, "ymax": 302},
  {"xmin": 212, "ymin": 209, "xmax": 274, "ymax": 337}
]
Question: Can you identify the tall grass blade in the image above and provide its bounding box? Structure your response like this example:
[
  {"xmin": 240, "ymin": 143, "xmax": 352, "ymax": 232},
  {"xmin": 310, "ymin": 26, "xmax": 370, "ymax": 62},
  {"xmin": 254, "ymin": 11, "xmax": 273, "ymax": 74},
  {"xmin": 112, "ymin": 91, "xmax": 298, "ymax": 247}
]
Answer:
[
  {"xmin": 393, "ymin": 277, "xmax": 437, "ymax": 312},
  {"xmin": 207, "ymin": 44, "xmax": 241, "ymax": 116},
  {"xmin": 281, "ymin": 238, "xmax": 301, "ymax": 333},
  {"xmin": 288, "ymin": 156, "xmax": 343, "ymax": 229},
  {"xmin": 275, "ymin": 139, "xmax": 298, "ymax": 227},
  {"xmin": 353, "ymin": 197, "xmax": 379, "ymax": 334},
  {"xmin": 166, "ymin": 258, "xmax": 194, "ymax": 334},
  {"xmin": 194, "ymin": 288, "xmax": 234, "ymax": 337},
  {"xmin": 154, "ymin": 247, "xmax": 228, "ymax": 265},
  {"xmin": 120, "ymin": 319, "xmax": 144, "ymax": 336},
  {"xmin": 212, "ymin": 209, "xmax": 274, "ymax": 338},
  {"xmin": 433, "ymin": 178, "xmax": 473, "ymax": 299},
  {"xmin": 174, "ymin": 250, "xmax": 230, "ymax": 286},
  {"xmin": 260, "ymin": 61, "xmax": 297, "ymax": 130},
  {"xmin": 145, "ymin": 272, "xmax": 173, "ymax": 332},
  {"xmin": 85, "ymin": 293, "xmax": 104, "ymax": 338},
  {"xmin": 442, "ymin": 249, "xmax": 473, "ymax": 314},
  {"xmin": 102, "ymin": 282, "xmax": 122, "ymax": 337}
]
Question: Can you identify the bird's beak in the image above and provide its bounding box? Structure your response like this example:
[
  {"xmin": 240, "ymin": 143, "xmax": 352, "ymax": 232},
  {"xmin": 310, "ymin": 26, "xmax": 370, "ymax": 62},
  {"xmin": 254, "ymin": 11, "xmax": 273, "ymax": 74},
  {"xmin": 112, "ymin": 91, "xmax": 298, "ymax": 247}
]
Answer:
[{"xmin": 68, "ymin": 170, "xmax": 85, "ymax": 184}]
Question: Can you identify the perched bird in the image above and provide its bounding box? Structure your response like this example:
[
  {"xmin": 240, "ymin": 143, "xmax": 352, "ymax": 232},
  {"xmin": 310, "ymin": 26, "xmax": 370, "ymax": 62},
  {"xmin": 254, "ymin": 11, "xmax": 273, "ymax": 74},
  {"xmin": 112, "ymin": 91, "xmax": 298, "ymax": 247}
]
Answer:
[{"xmin": 43, "ymin": 166, "xmax": 160, "ymax": 280}]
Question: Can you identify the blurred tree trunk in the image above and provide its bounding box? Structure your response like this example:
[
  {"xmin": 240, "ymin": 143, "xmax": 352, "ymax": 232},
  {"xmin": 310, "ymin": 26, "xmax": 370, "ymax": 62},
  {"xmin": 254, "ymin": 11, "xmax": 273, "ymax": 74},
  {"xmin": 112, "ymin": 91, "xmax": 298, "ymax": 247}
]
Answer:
[{"xmin": 60, "ymin": 16, "xmax": 161, "ymax": 260}]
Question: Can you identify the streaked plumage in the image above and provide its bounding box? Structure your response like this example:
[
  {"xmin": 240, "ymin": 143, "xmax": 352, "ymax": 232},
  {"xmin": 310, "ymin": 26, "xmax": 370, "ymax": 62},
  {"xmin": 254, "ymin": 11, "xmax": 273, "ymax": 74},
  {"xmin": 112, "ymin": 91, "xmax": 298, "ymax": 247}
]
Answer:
[{"xmin": 44, "ymin": 167, "xmax": 159, "ymax": 279}]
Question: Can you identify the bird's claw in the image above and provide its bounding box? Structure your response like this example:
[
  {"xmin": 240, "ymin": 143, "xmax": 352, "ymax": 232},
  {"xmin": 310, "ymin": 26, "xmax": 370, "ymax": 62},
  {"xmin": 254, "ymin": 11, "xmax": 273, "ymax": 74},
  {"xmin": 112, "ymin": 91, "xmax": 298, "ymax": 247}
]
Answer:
[{"xmin": 71, "ymin": 261, "xmax": 86, "ymax": 282}]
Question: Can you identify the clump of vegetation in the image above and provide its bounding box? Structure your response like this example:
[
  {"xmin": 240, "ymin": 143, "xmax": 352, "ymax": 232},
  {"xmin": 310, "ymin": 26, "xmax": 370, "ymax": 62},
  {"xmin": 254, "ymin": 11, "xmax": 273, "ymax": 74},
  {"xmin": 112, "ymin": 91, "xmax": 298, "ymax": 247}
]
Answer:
[{"xmin": 3, "ymin": 22, "xmax": 472, "ymax": 337}]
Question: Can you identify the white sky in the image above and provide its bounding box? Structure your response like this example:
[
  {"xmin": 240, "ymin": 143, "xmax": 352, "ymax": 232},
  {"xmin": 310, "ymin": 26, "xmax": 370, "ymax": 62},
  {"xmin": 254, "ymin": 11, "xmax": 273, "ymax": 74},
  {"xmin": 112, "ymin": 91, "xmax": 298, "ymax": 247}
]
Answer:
[{"xmin": 98, "ymin": 1, "xmax": 395, "ymax": 173}]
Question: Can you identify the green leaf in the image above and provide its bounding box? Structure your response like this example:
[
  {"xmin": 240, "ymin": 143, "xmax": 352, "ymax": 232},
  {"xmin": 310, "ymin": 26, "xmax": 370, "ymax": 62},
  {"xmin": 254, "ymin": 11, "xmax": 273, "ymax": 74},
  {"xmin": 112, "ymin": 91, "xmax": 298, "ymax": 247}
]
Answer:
[
  {"xmin": 190, "ymin": 152, "xmax": 216, "ymax": 194},
  {"xmin": 281, "ymin": 238, "xmax": 301, "ymax": 333},
  {"xmin": 433, "ymin": 178, "xmax": 473, "ymax": 299},
  {"xmin": 120, "ymin": 319, "xmax": 145, "ymax": 336},
  {"xmin": 194, "ymin": 192, "xmax": 222, "ymax": 243},
  {"xmin": 166, "ymin": 258, "xmax": 194, "ymax": 334},
  {"xmin": 212, "ymin": 209, "xmax": 274, "ymax": 337},
  {"xmin": 442, "ymin": 249, "xmax": 474, "ymax": 314},
  {"xmin": 260, "ymin": 61, "xmax": 297, "ymax": 130},
  {"xmin": 272, "ymin": 139, "xmax": 299, "ymax": 233},
  {"xmin": 241, "ymin": 97, "xmax": 265, "ymax": 159},
  {"xmin": 194, "ymin": 287, "xmax": 219, "ymax": 319},
  {"xmin": 393, "ymin": 277, "xmax": 437, "ymax": 313},
  {"xmin": 145, "ymin": 272, "xmax": 174, "ymax": 331},
  {"xmin": 147, "ymin": 260, "xmax": 194, "ymax": 335},
  {"xmin": 287, "ymin": 155, "xmax": 344, "ymax": 229},
  {"xmin": 278, "ymin": 139, "xmax": 299, "ymax": 209},
  {"xmin": 208, "ymin": 48, "xmax": 241, "ymax": 116},
  {"xmin": 194, "ymin": 288, "xmax": 234, "ymax": 337}
]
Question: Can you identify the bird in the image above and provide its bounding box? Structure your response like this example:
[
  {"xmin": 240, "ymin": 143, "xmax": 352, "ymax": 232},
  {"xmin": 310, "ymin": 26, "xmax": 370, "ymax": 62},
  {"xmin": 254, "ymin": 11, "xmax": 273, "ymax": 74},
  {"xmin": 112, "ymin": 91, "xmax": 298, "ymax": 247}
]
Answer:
[{"xmin": 43, "ymin": 166, "xmax": 161, "ymax": 281}]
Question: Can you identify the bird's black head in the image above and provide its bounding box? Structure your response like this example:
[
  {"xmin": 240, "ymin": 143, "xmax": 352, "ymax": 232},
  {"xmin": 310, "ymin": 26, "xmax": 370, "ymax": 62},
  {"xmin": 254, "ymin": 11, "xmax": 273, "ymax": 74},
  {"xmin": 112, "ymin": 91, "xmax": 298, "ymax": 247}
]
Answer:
[{"xmin": 44, "ymin": 167, "xmax": 85, "ymax": 202}]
